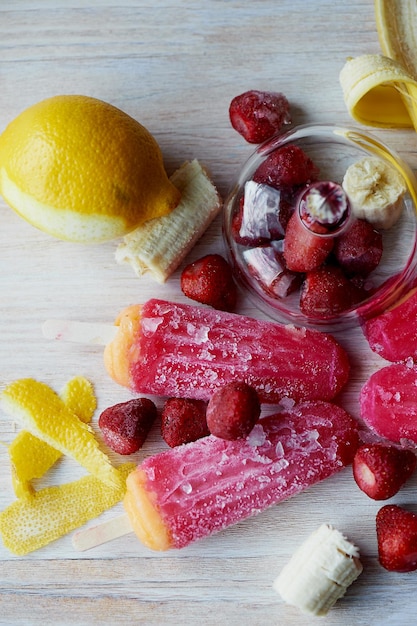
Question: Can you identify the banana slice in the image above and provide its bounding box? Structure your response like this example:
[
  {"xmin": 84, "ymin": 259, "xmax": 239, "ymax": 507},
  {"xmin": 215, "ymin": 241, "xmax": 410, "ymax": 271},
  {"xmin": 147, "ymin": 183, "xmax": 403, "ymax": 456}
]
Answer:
[
  {"xmin": 115, "ymin": 159, "xmax": 222, "ymax": 283},
  {"xmin": 342, "ymin": 156, "xmax": 406, "ymax": 229},
  {"xmin": 273, "ymin": 524, "xmax": 363, "ymax": 617}
]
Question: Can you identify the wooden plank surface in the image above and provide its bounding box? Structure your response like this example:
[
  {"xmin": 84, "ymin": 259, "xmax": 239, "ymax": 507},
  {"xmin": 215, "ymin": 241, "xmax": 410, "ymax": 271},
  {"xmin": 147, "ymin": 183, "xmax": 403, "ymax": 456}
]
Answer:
[{"xmin": 1, "ymin": 1, "xmax": 417, "ymax": 624}]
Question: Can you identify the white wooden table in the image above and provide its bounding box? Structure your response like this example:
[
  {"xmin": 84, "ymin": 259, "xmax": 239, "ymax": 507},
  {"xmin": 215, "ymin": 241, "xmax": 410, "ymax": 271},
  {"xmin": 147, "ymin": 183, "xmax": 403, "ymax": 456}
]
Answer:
[{"xmin": 1, "ymin": 1, "xmax": 417, "ymax": 624}]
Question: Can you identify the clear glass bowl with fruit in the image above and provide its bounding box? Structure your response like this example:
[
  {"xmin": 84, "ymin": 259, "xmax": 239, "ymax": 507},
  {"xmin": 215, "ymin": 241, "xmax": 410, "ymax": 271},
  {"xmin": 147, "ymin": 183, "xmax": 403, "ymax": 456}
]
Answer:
[{"xmin": 223, "ymin": 123, "xmax": 417, "ymax": 329}]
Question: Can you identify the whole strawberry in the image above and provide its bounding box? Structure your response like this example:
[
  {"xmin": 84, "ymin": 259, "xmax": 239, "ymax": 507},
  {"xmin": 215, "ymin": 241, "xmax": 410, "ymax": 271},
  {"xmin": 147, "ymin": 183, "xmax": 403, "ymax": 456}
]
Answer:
[
  {"xmin": 253, "ymin": 144, "xmax": 320, "ymax": 189},
  {"xmin": 376, "ymin": 504, "xmax": 417, "ymax": 572},
  {"xmin": 353, "ymin": 443, "xmax": 416, "ymax": 500},
  {"xmin": 161, "ymin": 397, "xmax": 209, "ymax": 447},
  {"xmin": 229, "ymin": 90, "xmax": 291, "ymax": 144},
  {"xmin": 206, "ymin": 381, "xmax": 261, "ymax": 440},
  {"xmin": 181, "ymin": 253, "xmax": 237, "ymax": 311},
  {"xmin": 98, "ymin": 397, "xmax": 157, "ymax": 455}
]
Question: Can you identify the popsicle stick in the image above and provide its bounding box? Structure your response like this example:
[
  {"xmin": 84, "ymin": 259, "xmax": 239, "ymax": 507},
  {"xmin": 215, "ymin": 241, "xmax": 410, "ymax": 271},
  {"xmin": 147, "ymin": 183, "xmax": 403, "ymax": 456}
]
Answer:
[
  {"xmin": 42, "ymin": 319, "xmax": 118, "ymax": 345},
  {"xmin": 72, "ymin": 513, "xmax": 132, "ymax": 551}
]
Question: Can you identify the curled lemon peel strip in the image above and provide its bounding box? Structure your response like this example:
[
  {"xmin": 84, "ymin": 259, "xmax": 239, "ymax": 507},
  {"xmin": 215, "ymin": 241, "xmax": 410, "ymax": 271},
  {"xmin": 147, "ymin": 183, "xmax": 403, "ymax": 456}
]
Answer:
[
  {"xmin": 8, "ymin": 376, "xmax": 97, "ymax": 499},
  {"xmin": 0, "ymin": 463, "xmax": 134, "ymax": 556},
  {"xmin": 1, "ymin": 378, "xmax": 120, "ymax": 489}
]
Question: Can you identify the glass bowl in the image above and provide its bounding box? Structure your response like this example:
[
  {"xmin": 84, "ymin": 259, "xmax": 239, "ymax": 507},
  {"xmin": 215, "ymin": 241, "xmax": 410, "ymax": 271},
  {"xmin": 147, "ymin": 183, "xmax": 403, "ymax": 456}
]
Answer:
[{"xmin": 223, "ymin": 123, "xmax": 417, "ymax": 330}]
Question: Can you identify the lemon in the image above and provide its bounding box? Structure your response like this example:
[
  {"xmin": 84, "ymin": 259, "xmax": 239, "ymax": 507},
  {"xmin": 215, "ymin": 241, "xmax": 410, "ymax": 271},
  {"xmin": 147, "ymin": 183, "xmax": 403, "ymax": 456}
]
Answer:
[{"xmin": 0, "ymin": 95, "xmax": 181, "ymax": 243}]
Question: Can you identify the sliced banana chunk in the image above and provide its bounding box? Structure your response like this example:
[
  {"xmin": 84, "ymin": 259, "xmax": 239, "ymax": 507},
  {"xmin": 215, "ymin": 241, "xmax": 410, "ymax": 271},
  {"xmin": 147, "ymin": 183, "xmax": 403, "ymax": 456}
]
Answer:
[
  {"xmin": 342, "ymin": 156, "xmax": 406, "ymax": 229},
  {"xmin": 115, "ymin": 159, "xmax": 222, "ymax": 283},
  {"xmin": 273, "ymin": 524, "xmax": 363, "ymax": 617}
]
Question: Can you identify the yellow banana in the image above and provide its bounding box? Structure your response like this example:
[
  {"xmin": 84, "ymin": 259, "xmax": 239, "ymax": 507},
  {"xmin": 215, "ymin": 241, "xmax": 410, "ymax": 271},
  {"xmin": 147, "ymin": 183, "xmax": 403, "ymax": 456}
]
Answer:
[{"xmin": 340, "ymin": 0, "xmax": 417, "ymax": 130}]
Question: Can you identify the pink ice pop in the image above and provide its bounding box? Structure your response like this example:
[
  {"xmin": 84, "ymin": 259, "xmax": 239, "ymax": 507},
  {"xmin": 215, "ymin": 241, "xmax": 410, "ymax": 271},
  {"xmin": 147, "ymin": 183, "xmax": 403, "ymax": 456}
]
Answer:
[
  {"xmin": 360, "ymin": 363, "xmax": 417, "ymax": 444},
  {"xmin": 104, "ymin": 299, "xmax": 350, "ymax": 403},
  {"xmin": 363, "ymin": 287, "xmax": 417, "ymax": 362},
  {"xmin": 123, "ymin": 401, "xmax": 359, "ymax": 550}
]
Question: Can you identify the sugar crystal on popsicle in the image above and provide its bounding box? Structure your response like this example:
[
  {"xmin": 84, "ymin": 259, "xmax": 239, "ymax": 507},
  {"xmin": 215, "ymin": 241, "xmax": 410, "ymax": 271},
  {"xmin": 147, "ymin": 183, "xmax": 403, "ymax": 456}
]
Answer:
[
  {"xmin": 104, "ymin": 299, "xmax": 350, "ymax": 403},
  {"xmin": 123, "ymin": 401, "xmax": 359, "ymax": 550}
]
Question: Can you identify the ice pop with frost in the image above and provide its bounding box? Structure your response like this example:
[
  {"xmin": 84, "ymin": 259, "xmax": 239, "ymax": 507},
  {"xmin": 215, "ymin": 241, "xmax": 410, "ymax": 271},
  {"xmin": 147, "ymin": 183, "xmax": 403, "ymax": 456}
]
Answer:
[
  {"xmin": 363, "ymin": 286, "xmax": 417, "ymax": 362},
  {"xmin": 360, "ymin": 363, "xmax": 417, "ymax": 444},
  {"xmin": 73, "ymin": 401, "xmax": 359, "ymax": 552},
  {"xmin": 103, "ymin": 299, "xmax": 350, "ymax": 403},
  {"xmin": 125, "ymin": 402, "xmax": 359, "ymax": 550}
]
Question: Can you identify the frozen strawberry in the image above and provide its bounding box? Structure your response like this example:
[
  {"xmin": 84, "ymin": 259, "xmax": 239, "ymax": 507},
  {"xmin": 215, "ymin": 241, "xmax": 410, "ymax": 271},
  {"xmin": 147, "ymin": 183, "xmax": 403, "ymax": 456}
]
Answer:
[
  {"xmin": 206, "ymin": 381, "xmax": 261, "ymax": 440},
  {"xmin": 376, "ymin": 504, "xmax": 417, "ymax": 572},
  {"xmin": 98, "ymin": 397, "xmax": 157, "ymax": 455},
  {"xmin": 283, "ymin": 210, "xmax": 334, "ymax": 273},
  {"xmin": 180, "ymin": 254, "xmax": 237, "ymax": 312},
  {"xmin": 229, "ymin": 90, "xmax": 291, "ymax": 143},
  {"xmin": 360, "ymin": 363, "xmax": 417, "ymax": 444},
  {"xmin": 243, "ymin": 244, "xmax": 302, "ymax": 299},
  {"xmin": 353, "ymin": 443, "xmax": 416, "ymax": 500},
  {"xmin": 300, "ymin": 265, "xmax": 366, "ymax": 319},
  {"xmin": 363, "ymin": 286, "xmax": 417, "ymax": 362},
  {"xmin": 253, "ymin": 144, "xmax": 320, "ymax": 189},
  {"xmin": 334, "ymin": 219, "xmax": 383, "ymax": 276},
  {"xmin": 161, "ymin": 398, "xmax": 209, "ymax": 447}
]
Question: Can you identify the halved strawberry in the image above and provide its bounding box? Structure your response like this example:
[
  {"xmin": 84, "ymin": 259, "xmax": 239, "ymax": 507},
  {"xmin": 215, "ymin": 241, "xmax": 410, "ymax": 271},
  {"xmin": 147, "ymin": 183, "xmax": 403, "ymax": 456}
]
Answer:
[
  {"xmin": 353, "ymin": 443, "xmax": 416, "ymax": 500},
  {"xmin": 376, "ymin": 504, "xmax": 417, "ymax": 572}
]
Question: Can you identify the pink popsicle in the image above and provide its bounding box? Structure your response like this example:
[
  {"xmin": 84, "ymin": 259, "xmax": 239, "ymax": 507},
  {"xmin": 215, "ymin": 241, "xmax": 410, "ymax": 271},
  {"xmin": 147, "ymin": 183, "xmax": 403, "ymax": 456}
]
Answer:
[
  {"xmin": 124, "ymin": 401, "xmax": 359, "ymax": 550},
  {"xmin": 363, "ymin": 287, "xmax": 417, "ymax": 362},
  {"xmin": 360, "ymin": 363, "xmax": 417, "ymax": 444},
  {"xmin": 104, "ymin": 299, "xmax": 350, "ymax": 403}
]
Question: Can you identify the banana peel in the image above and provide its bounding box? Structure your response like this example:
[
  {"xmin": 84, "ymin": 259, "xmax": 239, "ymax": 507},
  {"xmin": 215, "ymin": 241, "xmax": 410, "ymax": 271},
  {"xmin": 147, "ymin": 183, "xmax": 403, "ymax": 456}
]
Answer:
[{"xmin": 340, "ymin": 1, "xmax": 417, "ymax": 130}]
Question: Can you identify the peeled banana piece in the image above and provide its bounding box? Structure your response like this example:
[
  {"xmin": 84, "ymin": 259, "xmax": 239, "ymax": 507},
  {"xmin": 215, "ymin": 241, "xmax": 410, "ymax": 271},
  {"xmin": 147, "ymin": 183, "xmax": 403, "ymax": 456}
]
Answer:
[
  {"xmin": 342, "ymin": 156, "xmax": 406, "ymax": 229},
  {"xmin": 273, "ymin": 524, "xmax": 363, "ymax": 617},
  {"xmin": 115, "ymin": 159, "xmax": 222, "ymax": 283}
]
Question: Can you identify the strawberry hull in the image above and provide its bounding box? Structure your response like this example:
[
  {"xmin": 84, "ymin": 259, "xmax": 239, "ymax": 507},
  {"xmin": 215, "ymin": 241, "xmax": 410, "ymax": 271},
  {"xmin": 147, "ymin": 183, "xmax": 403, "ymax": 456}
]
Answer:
[
  {"xmin": 124, "ymin": 401, "xmax": 359, "ymax": 550},
  {"xmin": 105, "ymin": 299, "xmax": 350, "ymax": 403}
]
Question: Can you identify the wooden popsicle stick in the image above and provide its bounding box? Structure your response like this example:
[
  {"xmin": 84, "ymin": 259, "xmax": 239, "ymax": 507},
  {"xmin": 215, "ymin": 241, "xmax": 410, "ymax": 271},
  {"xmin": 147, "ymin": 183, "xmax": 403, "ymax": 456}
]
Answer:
[
  {"xmin": 72, "ymin": 513, "xmax": 132, "ymax": 551},
  {"xmin": 42, "ymin": 319, "xmax": 118, "ymax": 345}
]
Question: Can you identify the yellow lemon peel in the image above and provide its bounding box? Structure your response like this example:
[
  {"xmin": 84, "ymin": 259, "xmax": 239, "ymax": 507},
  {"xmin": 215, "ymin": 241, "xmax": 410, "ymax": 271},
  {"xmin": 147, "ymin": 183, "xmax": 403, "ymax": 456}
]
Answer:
[
  {"xmin": 8, "ymin": 376, "xmax": 97, "ymax": 499},
  {"xmin": 0, "ymin": 95, "xmax": 181, "ymax": 243},
  {"xmin": 0, "ymin": 463, "xmax": 134, "ymax": 556},
  {"xmin": 1, "ymin": 378, "xmax": 120, "ymax": 488}
]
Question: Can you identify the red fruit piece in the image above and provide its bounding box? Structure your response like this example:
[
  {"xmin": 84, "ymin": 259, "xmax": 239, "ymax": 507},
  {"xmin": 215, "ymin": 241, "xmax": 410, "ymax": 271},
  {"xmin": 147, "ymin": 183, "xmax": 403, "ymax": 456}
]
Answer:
[
  {"xmin": 98, "ymin": 397, "xmax": 157, "ymax": 455},
  {"xmin": 243, "ymin": 244, "xmax": 303, "ymax": 298},
  {"xmin": 229, "ymin": 90, "xmax": 291, "ymax": 144},
  {"xmin": 253, "ymin": 144, "xmax": 320, "ymax": 189},
  {"xmin": 206, "ymin": 381, "xmax": 261, "ymax": 440},
  {"xmin": 161, "ymin": 397, "xmax": 209, "ymax": 447},
  {"xmin": 360, "ymin": 363, "xmax": 417, "ymax": 444},
  {"xmin": 283, "ymin": 211, "xmax": 334, "ymax": 273},
  {"xmin": 231, "ymin": 182, "xmax": 288, "ymax": 246},
  {"xmin": 353, "ymin": 443, "xmax": 416, "ymax": 500},
  {"xmin": 334, "ymin": 219, "xmax": 383, "ymax": 276},
  {"xmin": 300, "ymin": 265, "xmax": 366, "ymax": 319},
  {"xmin": 180, "ymin": 254, "xmax": 237, "ymax": 312},
  {"xmin": 363, "ymin": 286, "xmax": 417, "ymax": 362},
  {"xmin": 376, "ymin": 504, "xmax": 417, "ymax": 572}
]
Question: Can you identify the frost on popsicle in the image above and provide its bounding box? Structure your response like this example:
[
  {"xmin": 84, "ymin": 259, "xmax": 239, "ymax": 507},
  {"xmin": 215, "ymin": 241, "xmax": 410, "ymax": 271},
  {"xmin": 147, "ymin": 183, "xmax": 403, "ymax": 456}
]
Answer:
[
  {"xmin": 0, "ymin": 463, "xmax": 134, "ymax": 556},
  {"xmin": 1, "ymin": 378, "xmax": 121, "ymax": 488},
  {"xmin": 8, "ymin": 376, "xmax": 96, "ymax": 499}
]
